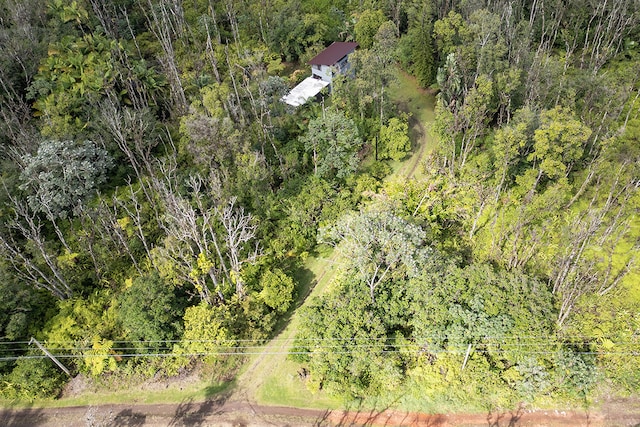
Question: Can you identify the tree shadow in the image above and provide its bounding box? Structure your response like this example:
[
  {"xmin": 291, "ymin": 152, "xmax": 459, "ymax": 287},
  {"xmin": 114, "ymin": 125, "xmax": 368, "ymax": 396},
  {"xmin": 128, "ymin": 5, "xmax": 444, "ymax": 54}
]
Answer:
[
  {"xmin": 0, "ymin": 406, "xmax": 48, "ymax": 427},
  {"xmin": 112, "ymin": 408, "xmax": 146, "ymax": 427},
  {"xmin": 168, "ymin": 392, "xmax": 230, "ymax": 427},
  {"xmin": 315, "ymin": 394, "xmax": 447, "ymax": 427},
  {"xmin": 290, "ymin": 263, "xmax": 317, "ymax": 307},
  {"xmin": 270, "ymin": 263, "xmax": 316, "ymax": 337},
  {"xmin": 486, "ymin": 404, "xmax": 525, "ymax": 427}
]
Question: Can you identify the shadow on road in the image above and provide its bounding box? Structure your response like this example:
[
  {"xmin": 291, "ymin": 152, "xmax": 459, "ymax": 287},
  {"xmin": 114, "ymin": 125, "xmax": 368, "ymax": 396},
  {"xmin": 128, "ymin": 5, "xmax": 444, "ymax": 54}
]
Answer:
[
  {"xmin": 169, "ymin": 392, "xmax": 230, "ymax": 427},
  {"xmin": 312, "ymin": 395, "xmax": 446, "ymax": 427},
  {"xmin": 0, "ymin": 406, "xmax": 48, "ymax": 427},
  {"xmin": 486, "ymin": 404, "xmax": 524, "ymax": 427},
  {"xmin": 112, "ymin": 408, "xmax": 147, "ymax": 426}
]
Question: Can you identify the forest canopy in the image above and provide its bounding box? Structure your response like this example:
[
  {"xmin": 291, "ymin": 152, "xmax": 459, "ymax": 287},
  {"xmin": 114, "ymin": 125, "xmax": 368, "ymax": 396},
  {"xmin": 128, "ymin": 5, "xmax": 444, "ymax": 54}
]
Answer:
[{"xmin": 0, "ymin": 0, "xmax": 638, "ymax": 407}]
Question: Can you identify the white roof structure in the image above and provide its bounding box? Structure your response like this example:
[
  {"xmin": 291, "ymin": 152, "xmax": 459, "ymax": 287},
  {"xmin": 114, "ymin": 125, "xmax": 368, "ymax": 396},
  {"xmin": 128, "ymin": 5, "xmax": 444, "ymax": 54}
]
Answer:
[{"xmin": 281, "ymin": 77, "xmax": 330, "ymax": 107}]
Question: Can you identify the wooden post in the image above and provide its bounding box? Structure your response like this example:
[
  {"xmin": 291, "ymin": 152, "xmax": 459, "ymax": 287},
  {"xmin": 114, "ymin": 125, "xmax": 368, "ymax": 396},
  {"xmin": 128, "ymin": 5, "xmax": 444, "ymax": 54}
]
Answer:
[
  {"xmin": 461, "ymin": 343, "xmax": 472, "ymax": 371},
  {"xmin": 29, "ymin": 337, "xmax": 71, "ymax": 377}
]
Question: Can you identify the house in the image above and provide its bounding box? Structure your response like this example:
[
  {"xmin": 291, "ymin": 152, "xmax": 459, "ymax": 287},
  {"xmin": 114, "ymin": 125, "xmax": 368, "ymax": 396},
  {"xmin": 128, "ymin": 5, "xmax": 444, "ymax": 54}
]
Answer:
[
  {"xmin": 309, "ymin": 42, "xmax": 359, "ymax": 84},
  {"xmin": 282, "ymin": 42, "xmax": 358, "ymax": 107}
]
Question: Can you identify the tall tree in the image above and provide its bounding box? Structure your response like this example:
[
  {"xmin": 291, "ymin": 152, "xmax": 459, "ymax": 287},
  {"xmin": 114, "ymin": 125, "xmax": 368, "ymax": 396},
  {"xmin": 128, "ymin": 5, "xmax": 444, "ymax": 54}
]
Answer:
[
  {"xmin": 300, "ymin": 109, "xmax": 362, "ymax": 180},
  {"xmin": 319, "ymin": 202, "xmax": 431, "ymax": 303}
]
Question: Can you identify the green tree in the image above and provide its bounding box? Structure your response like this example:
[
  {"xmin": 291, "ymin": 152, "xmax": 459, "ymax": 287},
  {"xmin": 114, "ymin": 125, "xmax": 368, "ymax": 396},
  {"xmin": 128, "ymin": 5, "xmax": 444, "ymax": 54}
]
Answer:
[
  {"xmin": 300, "ymin": 109, "xmax": 362, "ymax": 180},
  {"xmin": 379, "ymin": 116, "xmax": 411, "ymax": 161},
  {"xmin": 529, "ymin": 106, "xmax": 591, "ymax": 183},
  {"xmin": 19, "ymin": 139, "xmax": 113, "ymax": 218},
  {"xmin": 354, "ymin": 9, "xmax": 386, "ymax": 49},
  {"xmin": 176, "ymin": 302, "xmax": 235, "ymax": 360},
  {"xmin": 319, "ymin": 203, "xmax": 431, "ymax": 303},
  {"xmin": 117, "ymin": 272, "xmax": 185, "ymax": 352},
  {"xmin": 27, "ymin": 32, "xmax": 165, "ymax": 137},
  {"xmin": 2, "ymin": 356, "xmax": 66, "ymax": 401},
  {"xmin": 258, "ymin": 268, "xmax": 296, "ymax": 314},
  {"xmin": 293, "ymin": 278, "xmax": 398, "ymax": 397},
  {"xmin": 399, "ymin": 0, "xmax": 436, "ymax": 87}
]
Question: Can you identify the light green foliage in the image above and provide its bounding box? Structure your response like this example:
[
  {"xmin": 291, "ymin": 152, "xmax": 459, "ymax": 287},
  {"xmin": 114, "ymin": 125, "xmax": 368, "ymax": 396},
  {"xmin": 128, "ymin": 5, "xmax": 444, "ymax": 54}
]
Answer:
[
  {"xmin": 300, "ymin": 109, "xmax": 363, "ymax": 180},
  {"xmin": 434, "ymin": 11, "xmax": 472, "ymax": 57},
  {"xmin": 564, "ymin": 289, "xmax": 640, "ymax": 392},
  {"xmin": 117, "ymin": 272, "xmax": 185, "ymax": 352},
  {"xmin": 27, "ymin": 31, "xmax": 164, "ymax": 137},
  {"xmin": 259, "ymin": 268, "xmax": 296, "ymax": 313},
  {"xmin": 84, "ymin": 337, "xmax": 117, "ymax": 377},
  {"xmin": 468, "ymin": 9, "xmax": 506, "ymax": 76},
  {"xmin": 354, "ymin": 9, "xmax": 386, "ymax": 50},
  {"xmin": 43, "ymin": 292, "xmax": 120, "ymax": 376},
  {"xmin": 177, "ymin": 302, "xmax": 235, "ymax": 359},
  {"xmin": 379, "ymin": 116, "xmax": 411, "ymax": 161},
  {"xmin": 28, "ymin": 33, "xmax": 117, "ymax": 136},
  {"xmin": 1, "ymin": 356, "xmax": 66, "ymax": 401},
  {"xmin": 319, "ymin": 203, "xmax": 431, "ymax": 303},
  {"xmin": 19, "ymin": 140, "xmax": 113, "ymax": 218},
  {"xmin": 490, "ymin": 107, "xmax": 536, "ymax": 191},
  {"xmin": 530, "ymin": 107, "xmax": 591, "ymax": 180}
]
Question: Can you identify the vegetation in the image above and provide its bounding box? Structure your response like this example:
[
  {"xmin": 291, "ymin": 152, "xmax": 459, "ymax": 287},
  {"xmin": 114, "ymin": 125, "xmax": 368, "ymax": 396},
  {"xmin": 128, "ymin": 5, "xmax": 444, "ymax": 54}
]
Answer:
[{"xmin": 0, "ymin": 0, "xmax": 638, "ymax": 412}]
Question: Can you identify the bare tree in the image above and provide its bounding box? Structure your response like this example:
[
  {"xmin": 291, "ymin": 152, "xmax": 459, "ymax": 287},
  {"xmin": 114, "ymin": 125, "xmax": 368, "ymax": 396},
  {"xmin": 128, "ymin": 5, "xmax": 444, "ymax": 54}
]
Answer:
[
  {"xmin": 218, "ymin": 197, "xmax": 260, "ymax": 296},
  {"xmin": 552, "ymin": 167, "xmax": 639, "ymax": 326},
  {"xmin": 0, "ymin": 194, "xmax": 72, "ymax": 300},
  {"xmin": 142, "ymin": 0, "xmax": 188, "ymax": 113}
]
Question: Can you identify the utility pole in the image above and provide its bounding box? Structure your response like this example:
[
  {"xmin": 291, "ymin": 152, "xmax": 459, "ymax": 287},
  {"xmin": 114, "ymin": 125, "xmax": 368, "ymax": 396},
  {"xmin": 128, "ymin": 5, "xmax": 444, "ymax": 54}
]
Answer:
[
  {"xmin": 29, "ymin": 337, "xmax": 71, "ymax": 377},
  {"xmin": 461, "ymin": 343, "xmax": 472, "ymax": 371}
]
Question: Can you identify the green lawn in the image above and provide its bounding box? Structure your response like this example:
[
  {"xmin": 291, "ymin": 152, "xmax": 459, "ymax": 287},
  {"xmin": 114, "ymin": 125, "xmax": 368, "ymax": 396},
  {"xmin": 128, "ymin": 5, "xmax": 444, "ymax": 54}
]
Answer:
[
  {"xmin": 386, "ymin": 68, "xmax": 437, "ymax": 180},
  {"xmin": 236, "ymin": 247, "xmax": 343, "ymax": 409}
]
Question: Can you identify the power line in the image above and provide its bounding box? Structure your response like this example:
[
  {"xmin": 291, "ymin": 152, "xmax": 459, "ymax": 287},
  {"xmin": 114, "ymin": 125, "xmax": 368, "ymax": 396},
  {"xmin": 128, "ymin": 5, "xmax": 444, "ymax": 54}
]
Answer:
[
  {"xmin": 0, "ymin": 345, "xmax": 638, "ymax": 363},
  {"xmin": 0, "ymin": 334, "xmax": 636, "ymax": 346}
]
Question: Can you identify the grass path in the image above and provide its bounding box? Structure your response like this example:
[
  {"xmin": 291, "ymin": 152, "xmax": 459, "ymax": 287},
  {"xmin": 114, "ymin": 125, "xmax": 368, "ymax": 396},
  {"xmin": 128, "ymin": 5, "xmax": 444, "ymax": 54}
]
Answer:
[
  {"xmin": 388, "ymin": 69, "xmax": 436, "ymax": 180},
  {"xmin": 233, "ymin": 68, "xmax": 436, "ymax": 408},
  {"xmin": 232, "ymin": 252, "xmax": 342, "ymax": 409}
]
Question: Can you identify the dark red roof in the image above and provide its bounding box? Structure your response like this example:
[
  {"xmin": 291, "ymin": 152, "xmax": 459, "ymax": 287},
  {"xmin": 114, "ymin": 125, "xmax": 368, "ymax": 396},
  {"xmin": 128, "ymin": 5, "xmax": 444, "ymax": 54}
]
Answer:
[{"xmin": 308, "ymin": 42, "xmax": 358, "ymax": 66}]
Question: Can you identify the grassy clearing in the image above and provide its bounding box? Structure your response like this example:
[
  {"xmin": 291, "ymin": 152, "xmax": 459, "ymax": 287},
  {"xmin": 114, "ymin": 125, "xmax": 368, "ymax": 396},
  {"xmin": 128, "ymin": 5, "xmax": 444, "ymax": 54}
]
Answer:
[
  {"xmin": 235, "ymin": 246, "xmax": 343, "ymax": 409},
  {"xmin": 387, "ymin": 68, "xmax": 437, "ymax": 180}
]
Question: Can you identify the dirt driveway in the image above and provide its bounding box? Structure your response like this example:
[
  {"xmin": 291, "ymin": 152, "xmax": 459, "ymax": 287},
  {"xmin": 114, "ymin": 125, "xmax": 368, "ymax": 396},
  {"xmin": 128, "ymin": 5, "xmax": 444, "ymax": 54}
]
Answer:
[{"xmin": 2, "ymin": 396, "xmax": 639, "ymax": 427}]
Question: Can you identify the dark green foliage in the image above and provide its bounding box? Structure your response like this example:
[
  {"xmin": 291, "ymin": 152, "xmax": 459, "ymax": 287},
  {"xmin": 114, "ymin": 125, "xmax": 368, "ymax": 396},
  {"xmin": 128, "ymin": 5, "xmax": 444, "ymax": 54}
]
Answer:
[
  {"xmin": 300, "ymin": 109, "xmax": 363, "ymax": 180},
  {"xmin": 398, "ymin": 0, "xmax": 437, "ymax": 87},
  {"xmin": 117, "ymin": 273, "xmax": 186, "ymax": 352},
  {"xmin": 293, "ymin": 280, "xmax": 395, "ymax": 397}
]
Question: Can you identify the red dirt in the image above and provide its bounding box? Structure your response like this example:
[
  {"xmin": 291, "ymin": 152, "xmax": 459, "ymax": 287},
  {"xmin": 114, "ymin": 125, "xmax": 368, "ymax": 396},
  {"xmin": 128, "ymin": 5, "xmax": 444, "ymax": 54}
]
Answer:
[{"xmin": 2, "ymin": 397, "xmax": 639, "ymax": 426}]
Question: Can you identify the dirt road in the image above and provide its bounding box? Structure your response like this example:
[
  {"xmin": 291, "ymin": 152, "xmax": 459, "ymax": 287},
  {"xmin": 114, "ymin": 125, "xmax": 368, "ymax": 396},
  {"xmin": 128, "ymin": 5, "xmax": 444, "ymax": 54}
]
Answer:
[{"xmin": 2, "ymin": 397, "xmax": 639, "ymax": 427}]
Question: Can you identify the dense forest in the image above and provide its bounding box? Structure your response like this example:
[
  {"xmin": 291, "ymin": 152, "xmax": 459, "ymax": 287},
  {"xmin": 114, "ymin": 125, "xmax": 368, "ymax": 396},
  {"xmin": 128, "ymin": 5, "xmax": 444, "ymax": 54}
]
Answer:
[{"xmin": 0, "ymin": 0, "xmax": 638, "ymax": 408}]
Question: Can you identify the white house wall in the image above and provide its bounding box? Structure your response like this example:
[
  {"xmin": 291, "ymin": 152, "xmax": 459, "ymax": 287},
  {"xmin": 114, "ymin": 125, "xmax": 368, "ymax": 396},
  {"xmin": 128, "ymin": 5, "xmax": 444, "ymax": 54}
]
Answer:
[{"xmin": 312, "ymin": 64, "xmax": 334, "ymax": 83}]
